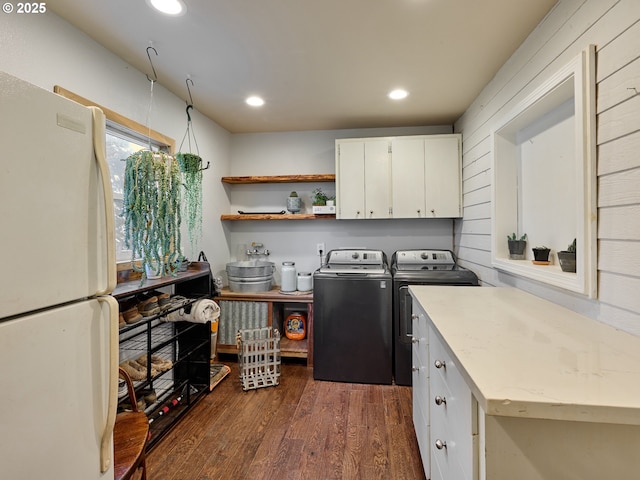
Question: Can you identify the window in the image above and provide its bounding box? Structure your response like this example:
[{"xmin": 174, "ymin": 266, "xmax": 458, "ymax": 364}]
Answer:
[
  {"xmin": 106, "ymin": 123, "xmax": 167, "ymax": 261},
  {"xmin": 53, "ymin": 86, "xmax": 175, "ymax": 265}
]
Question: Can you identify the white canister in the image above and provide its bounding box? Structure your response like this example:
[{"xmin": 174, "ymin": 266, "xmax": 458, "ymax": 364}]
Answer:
[
  {"xmin": 281, "ymin": 262, "xmax": 297, "ymax": 292},
  {"xmin": 297, "ymin": 272, "xmax": 312, "ymax": 292}
]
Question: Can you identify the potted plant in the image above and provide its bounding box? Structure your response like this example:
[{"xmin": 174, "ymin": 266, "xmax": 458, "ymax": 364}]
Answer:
[
  {"xmin": 507, "ymin": 233, "xmax": 527, "ymax": 260},
  {"xmin": 176, "ymin": 152, "xmax": 203, "ymax": 257},
  {"xmin": 123, "ymin": 150, "xmax": 183, "ymax": 281},
  {"xmin": 532, "ymin": 246, "xmax": 551, "ymax": 264},
  {"xmin": 557, "ymin": 238, "xmax": 577, "ymax": 273},
  {"xmin": 312, "ymin": 187, "xmax": 328, "ymax": 206}
]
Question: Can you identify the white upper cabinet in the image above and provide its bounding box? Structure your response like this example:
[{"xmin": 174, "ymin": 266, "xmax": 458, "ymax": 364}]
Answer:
[
  {"xmin": 391, "ymin": 136, "xmax": 426, "ymax": 218},
  {"xmin": 337, "ymin": 134, "xmax": 462, "ymax": 220},
  {"xmin": 336, "ymin": 138, "xmax": 391, "ymax": 219},
  {"xmin": 392, "ymin": 135, "xmax": 461, "ymax": 218}
]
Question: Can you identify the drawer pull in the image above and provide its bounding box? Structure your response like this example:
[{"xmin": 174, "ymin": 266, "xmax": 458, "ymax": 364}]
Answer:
[
  {"xmin": 412, "ymin": 366, "xmax": 419, "ymax": 372},
  {"xmin": 434, "ymin": 395, "xmax": 446, "ymax": 406},
  {"xmin": 435, "ymin": 439, "xmax": 447, "ymax": 450},
  {"xmin": 434, "ymin": 359, "xmax": 446, "ymax": 369},
  {"xmin": 411, "ymin": 313, "xmax": 419, "ymax": 321},
  {"xmin": 410, "ymin": 336, "xmax": 419, "ymax": 344}
]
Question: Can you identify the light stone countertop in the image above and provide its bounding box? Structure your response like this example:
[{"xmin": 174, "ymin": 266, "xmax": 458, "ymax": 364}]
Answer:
[{"xmin": 409, "ymin": 285, "xmax": 640, "ymax": 426}]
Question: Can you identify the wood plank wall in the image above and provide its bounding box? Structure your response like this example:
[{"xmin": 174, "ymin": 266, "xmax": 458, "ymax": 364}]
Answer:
[{"xmin": 454, "ymin": 0, "xmax": 640, "ymax": 334}]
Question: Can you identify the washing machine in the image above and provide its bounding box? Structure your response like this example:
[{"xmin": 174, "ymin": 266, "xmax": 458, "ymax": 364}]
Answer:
[
  {"xmin": 313, "ymin": 249, "xmax": 392, "ymax": 385},
  {"xmin": 392, "ymin": 249, "xmax": 478, "ymax": 386}
]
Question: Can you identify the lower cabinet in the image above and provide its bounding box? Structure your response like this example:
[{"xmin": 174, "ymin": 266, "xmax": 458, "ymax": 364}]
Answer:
[
  {"xmin": 412, "ymin": 300, "xmax": 477, "ymax": 480},
  {"xmin": 411, "ymin": 287, "xmax": 640, "ymax": 480},
  {"xmin": 114, "ymin": 262, "xmax": 212, "ymax": 450},
  {"xmin": 428, "ymin": 324, "xmax": 478, "ymax": 480}
]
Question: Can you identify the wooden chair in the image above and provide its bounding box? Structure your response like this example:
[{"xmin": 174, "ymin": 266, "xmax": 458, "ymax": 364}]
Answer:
[{"xmin": 114, "ymin": 367, "xmax": 149, "ymax": 480}]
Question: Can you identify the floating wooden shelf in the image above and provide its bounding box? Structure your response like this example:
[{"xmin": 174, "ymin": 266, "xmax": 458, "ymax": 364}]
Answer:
[
  {"xmin": 220, "ymin": 213, "xmax": 335, "ymax": 221},
  {"xmin": 221, "ymin": 174, "xmax": 335, "ymax": 184}
]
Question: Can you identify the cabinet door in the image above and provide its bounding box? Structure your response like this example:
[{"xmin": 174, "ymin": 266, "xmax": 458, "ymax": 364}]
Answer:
[
  {"xmin": 364, "ymin": 139, "xmax": 392, "ymax": 218},
  {"xmin": 336, "ymin": 140, "xmax": 365, "ymax": 219},
  {"xmin": 412, "ymin": 301, "xmax": 431, "ymax": 474},
  {"xmin": 392, "ymin": 137, "xmax": 426, "ymax": 218},
  {"xmin": 424, "ymin": 135, "xmax": 462, "ymax": 217}
]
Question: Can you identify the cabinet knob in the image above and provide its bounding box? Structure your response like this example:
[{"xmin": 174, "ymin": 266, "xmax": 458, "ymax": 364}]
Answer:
[
  {"xmin": 411, "ymin": 313, "xmax": 419, "ymax": 321},
  {"xmin": 434, "ymin": 395, "xmax": 446, "ymax": 406},
  {"xmin": 417, "ymin": 209, "xmax": 421, "ymax": 215},
  {"xmin": 434, "ymin": 359, "xmax": 446, "ymax": 369},
  {"xmin": 431, "ymin": 209, "xmax": 435, "ymax": 215},
  {"xmin": 410, "ymin": 336, "xmax": 418, "ymax": 344},
  {"xmin": 435, "ymin": 439, "xmax": 447, "ymax": 450},
  {"xmin": 412, "ymin": 366, "xmax": 419, "ymax": 372}
]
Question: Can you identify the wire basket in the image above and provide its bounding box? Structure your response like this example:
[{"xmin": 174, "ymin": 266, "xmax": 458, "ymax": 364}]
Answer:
[{"xmin": 236, "ymin": 327, "xmax": 281, "ymax": 391}]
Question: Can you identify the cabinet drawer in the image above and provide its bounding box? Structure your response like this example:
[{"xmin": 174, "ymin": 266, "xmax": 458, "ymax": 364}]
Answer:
[{"xmin": 429, "ymin": 326, "xmax": 477, "ymax": 480}]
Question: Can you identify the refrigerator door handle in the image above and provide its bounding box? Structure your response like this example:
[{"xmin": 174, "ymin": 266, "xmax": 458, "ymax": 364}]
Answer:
[
  {"xmin": 90, "ymin": 107, "xmax": 117, "ymax": 295},
  {"xmin": 98, "ymin": 295, "xmax": 119, "ymax": 473}
]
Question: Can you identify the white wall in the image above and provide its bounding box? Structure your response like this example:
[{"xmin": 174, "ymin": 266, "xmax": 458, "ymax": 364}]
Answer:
[
  {"xmin": 455, "ymin": 0, "xmax": 640, "ymax": 335},
  {"xmin": 225, "ymin": 126, "xmax": 455, "ymax": 283},
  {"xmin": 0, "ymin": 11, "xmax": 459, "ymax": 285}
]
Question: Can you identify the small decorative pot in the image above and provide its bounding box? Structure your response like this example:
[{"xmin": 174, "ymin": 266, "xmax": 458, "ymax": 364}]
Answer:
[
  {"xmin": 508, "ymin": 240, "xmax": 527, "ymax": 260},
  {"xmin": 532, "ymin": 248, "xmax": 550, "ymax": 263},
  {"xmin": 557, "ymin": 251, "xmax": 577, "ymax": 272},
  {"xmin": 145, "ymin": 260, "xmax": 163, "ymax": 279},
  {"xmin": 287, "ymin": 192, "xmax": 302, "ymax": 214}
]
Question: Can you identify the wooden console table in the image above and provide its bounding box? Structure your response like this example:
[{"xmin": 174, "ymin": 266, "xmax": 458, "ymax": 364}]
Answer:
[{"xmin": 214, "ymin": 287, "xmax": 313, "ymax": 366}]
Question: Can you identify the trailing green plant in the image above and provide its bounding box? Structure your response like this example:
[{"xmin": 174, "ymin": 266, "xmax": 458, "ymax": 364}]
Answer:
[
  {"xmin": 123, "ymin": 150, "xmax": 183, "ymax": 280},
  {"xmin": 176, "ymin": 152, "xmax": 203, "ymax": 257},
  {"xmin": 507, "ymin": 233, "xmax": 527, "ymax": 241}
]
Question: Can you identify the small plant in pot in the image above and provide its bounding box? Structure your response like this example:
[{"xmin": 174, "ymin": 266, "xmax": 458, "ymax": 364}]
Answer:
[
  {"xmin": 312, "ymin": 187, "xmax": 328, "ymax": 206},
  {"xmin": 557, "ymin": 238, "xmax": 577, "ymax": 273},
  {"xmin": 532, "ymin": 246, "xmax": 551, "ymax": 264},
  {"xmin": 507, "ymin": 233, "xmax": 527, "ymax": 260}
]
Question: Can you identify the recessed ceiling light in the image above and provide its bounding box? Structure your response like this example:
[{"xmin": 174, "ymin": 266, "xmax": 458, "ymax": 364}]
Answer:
[
  {"xmin": 246, "ymin": 96, "xmax": 265, "ymax": 107},
  {"xmin": 389, "ymin": 89, "xmax": 409, "ymax": 100},
  {"xmin": 147, "ymin": 0, "xmax": 186, "ymax": 16}
]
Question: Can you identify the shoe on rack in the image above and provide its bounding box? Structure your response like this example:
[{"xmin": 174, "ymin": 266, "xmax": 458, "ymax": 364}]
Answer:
[
  {"xmin": 139, "ymin": 388, "xmax": 157, "ymax": 405},
  {"xmin": 119, "ymin": 360, "xmax": 146, "ymax": 381},
  {"xmin": 148, "ymin": 290, "xmax": 171, "ymax": 311},
  {"xmin": 118, "ymin": 313, "xmax": 126, "ymax": 329},
  {"xmin": 168, "ymin": 295, "xmax": 190, "ymax": 309},
  {"xmin": 133, "ymin": 356, "xmax": 160, "ymax": 377},
  {"xmin": 137, "ymin": 295, "xmax": 160, "ymax": 317},
  {"xmin": 119, "ymin": 298, "xmax": 143, "ymax": 324},
  {"xmin": 135, "ymin": 355, "xmax": 165, "ymax": 375}
]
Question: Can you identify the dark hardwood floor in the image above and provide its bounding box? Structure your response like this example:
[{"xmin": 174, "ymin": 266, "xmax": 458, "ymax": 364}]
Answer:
[{"xmin": 146, "ymin": 359, "xmax": 426, "ymax": 480}]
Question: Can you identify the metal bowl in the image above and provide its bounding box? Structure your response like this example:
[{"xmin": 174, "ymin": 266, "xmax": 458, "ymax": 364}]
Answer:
[{"xmin": 226, "ymin": 261, "xmax": 275, "ymax": 278}]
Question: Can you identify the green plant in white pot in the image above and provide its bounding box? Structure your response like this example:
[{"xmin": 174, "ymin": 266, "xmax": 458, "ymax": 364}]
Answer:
[
  {"xmin": 176, "ymin": 152, "xmax": 203, "ymax": 257},
  {"xmin": 123, "ymin": 150, "xmax": 183, "ymax": 281}
]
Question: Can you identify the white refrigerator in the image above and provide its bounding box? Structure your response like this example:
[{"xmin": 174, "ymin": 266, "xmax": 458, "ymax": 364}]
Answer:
[{"xmin": 0, "ymin": 71, "xmax": 119, "ymax": 479}]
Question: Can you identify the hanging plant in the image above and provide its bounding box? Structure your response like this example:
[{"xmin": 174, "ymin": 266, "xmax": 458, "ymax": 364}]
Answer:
[
  {"xmin": 123, "ymin": 150, "xmax": 183, "ymax": 280},
  {"xmin": 176, "ymin": 152, "xmax": 203, "ymax": 258}
]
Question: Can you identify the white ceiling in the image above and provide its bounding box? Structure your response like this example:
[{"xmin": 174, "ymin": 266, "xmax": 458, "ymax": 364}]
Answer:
[{"xmin": 48, "ymin": 0, "xmax": 557, "ymax": 134}]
